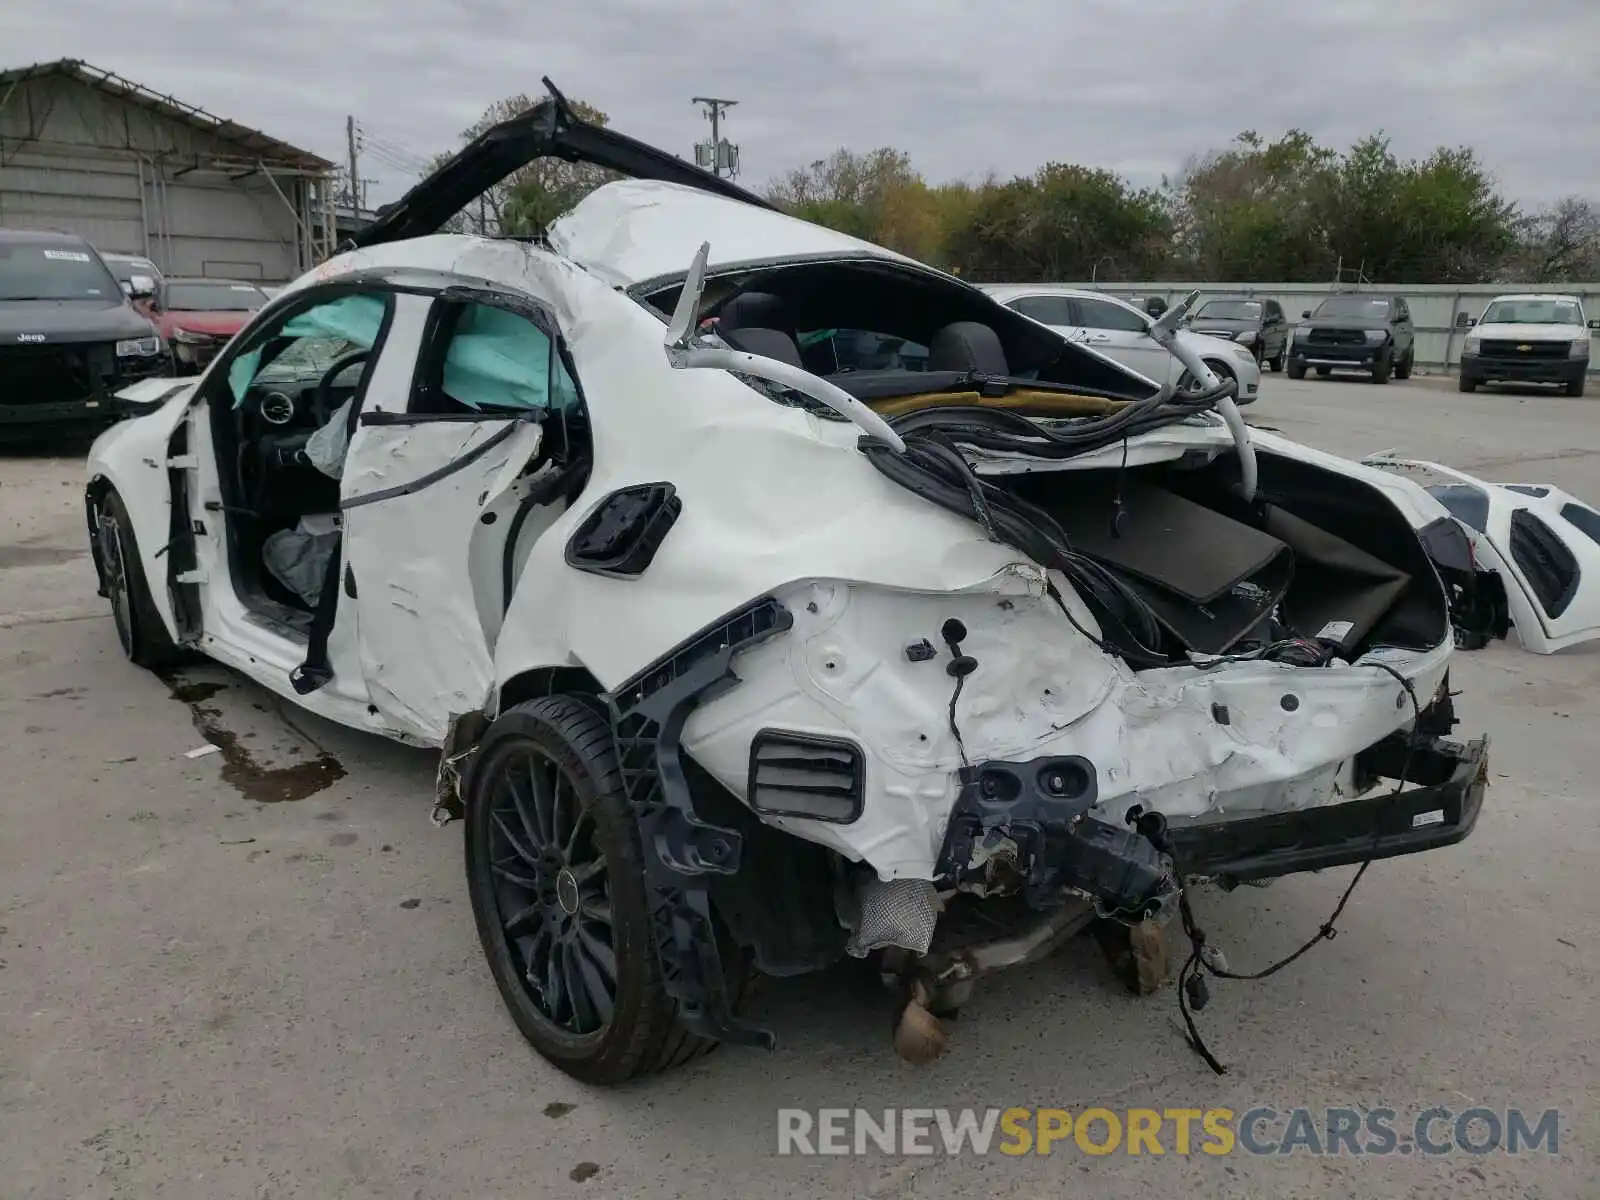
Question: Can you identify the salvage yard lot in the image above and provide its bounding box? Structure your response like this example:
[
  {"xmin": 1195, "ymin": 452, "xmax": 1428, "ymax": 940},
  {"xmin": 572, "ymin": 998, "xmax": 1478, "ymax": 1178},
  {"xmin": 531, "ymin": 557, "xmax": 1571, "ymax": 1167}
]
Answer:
[{"xmin": 2, "ymin": 376, "xmax": 1597, "ymax": 1199}]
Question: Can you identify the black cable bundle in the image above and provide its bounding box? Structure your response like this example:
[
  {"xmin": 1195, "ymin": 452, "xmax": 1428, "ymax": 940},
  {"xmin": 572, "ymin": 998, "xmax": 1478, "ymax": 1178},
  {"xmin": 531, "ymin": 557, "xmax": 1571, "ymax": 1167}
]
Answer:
[{"xmin": 859, "ymin": 376, "xmax": 1239, "ymax": 667}]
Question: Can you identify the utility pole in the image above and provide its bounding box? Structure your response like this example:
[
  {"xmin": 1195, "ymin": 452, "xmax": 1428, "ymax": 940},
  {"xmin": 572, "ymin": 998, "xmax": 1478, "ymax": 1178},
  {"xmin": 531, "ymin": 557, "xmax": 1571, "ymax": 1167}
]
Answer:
[
  {"xmin": 692, "ymin": 96, "xmax": 740, "ymax": 178},
  {"xmin": 346, "ymin": 115, "xmax": 361, "ymax": 212}
]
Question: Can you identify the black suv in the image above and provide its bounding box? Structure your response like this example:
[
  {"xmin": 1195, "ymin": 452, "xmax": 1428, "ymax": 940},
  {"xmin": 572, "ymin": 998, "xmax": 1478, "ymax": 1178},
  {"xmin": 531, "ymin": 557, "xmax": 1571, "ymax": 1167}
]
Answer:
[
  {"xmin": 1186, "ymin": 296, "xmax": 1290, "ymax": 371},
  {"xmin": 1288, "ymin": 293, "xmax": 1416, "ymax": 384},
  {"xmin": 0, "ymin": 228, "xmax": 167, "ymax": 429}
]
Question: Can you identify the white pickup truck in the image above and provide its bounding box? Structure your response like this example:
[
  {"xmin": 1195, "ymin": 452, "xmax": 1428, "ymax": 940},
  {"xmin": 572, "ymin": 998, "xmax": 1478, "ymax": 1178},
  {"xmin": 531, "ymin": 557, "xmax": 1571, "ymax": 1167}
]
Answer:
[{"xmin": 1460, "ymin": 293, "xmax": 1598, "ymax": 396}]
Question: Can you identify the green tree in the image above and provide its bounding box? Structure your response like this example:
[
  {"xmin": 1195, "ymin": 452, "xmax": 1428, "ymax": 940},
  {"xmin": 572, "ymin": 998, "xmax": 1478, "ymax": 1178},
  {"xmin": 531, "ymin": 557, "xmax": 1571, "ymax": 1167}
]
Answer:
[
  {"xmin": 943, "ymin": 164, "xmax": 1172, "ymax": 281},
  {"xmin": 1310, "ymin": 136, "xmax": 1518, "ymax": 282},
  {"xmin": 1168, "ymin": 130, "xmax": 1335, "ymax": 280},
  {"xmin": 765, "ymin": 148, "xmax": 947, "ymax": 260},
  {"xmin": 428, "ymin": 93, "xmax": 615, "ymax": 236}
]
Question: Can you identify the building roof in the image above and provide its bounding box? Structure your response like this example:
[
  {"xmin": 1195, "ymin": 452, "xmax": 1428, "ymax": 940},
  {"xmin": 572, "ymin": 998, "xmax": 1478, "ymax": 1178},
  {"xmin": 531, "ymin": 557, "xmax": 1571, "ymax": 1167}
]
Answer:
[
  {"xmin": 0, "ymin": 225, "xmax": 94, "ymax": 245},
  {"xmin": 0, "ymin": 58, "xmax": 334, "ymax": 172}
]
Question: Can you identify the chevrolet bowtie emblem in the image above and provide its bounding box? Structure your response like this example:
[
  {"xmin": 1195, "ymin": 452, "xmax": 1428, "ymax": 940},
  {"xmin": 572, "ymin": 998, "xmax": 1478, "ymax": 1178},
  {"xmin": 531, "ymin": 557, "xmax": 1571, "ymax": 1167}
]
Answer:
[{"xmin": 1517, "ymin": 344, "xmax": 1532, "ymax": 351}]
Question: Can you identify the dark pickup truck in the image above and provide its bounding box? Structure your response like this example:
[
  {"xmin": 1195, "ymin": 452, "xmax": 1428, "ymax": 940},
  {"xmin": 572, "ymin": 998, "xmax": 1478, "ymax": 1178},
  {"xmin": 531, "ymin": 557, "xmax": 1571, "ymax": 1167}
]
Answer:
[
  {"xmin": 0, "ymin": 228, "xmax": 168, "ymax": 430},
  {"xmin": 1288, "ymin": 293, "xmax": 1416, "ymax": 384}
]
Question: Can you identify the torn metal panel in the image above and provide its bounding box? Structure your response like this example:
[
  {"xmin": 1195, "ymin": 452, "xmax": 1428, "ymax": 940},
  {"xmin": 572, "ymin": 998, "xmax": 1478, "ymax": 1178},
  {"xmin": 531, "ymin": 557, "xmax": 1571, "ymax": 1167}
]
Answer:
[
  {"xmin": 549, "ymin": 180, "xmax": 921, "ymax": 289},
  {"xmin": 341, "ymin": 417, "xmax": 543, "ymax": 742}
]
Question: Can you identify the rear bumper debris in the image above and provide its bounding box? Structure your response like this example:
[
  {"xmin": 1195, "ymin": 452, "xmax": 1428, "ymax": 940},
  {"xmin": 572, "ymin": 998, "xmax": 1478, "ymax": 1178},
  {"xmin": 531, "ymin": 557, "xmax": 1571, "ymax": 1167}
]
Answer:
[{"xmin": 1168, "ymin": 731, "xmax": 1488, "ymax": 887}]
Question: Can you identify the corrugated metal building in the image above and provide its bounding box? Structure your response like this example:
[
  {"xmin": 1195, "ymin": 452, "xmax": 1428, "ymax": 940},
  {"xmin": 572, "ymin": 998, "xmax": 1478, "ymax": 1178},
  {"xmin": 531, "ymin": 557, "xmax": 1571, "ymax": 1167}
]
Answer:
[{"xmin": 0, "ymin": 59, "xmax": 337, "ymax": 283}]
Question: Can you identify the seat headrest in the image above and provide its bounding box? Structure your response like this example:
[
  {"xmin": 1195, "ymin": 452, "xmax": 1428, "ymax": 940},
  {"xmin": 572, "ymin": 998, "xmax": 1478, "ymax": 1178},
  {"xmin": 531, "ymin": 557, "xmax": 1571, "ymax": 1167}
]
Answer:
[
  {"xmin": 718, "ymin": 291, "xmax": 791, "ymax": 333},
  {"xmin": 928, "ymin": 321, "xmax": 1009, "ymax": 376},
  {"xmin": 720, "ymin": 326, "xmax": 802, "ymax": 368}
]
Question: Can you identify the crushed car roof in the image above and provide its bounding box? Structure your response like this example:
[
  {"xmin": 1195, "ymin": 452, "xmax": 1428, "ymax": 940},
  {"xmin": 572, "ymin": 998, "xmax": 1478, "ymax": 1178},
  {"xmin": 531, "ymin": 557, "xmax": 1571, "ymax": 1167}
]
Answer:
[{"xmin": 549, "ymin": 179, "xmax": 921, "ymax": 289}]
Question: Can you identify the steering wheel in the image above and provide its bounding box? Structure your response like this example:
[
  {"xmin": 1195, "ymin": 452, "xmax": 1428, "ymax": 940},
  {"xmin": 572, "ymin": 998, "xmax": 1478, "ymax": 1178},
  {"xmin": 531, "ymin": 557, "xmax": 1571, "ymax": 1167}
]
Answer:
[{"xmin": 308, "ymin": 349, "xmax": 372, "ymax": 425}]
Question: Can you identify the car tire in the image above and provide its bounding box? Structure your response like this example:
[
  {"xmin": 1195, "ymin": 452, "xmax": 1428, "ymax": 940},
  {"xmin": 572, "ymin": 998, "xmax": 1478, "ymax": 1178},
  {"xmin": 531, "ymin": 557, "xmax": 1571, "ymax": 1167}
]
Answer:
[
  {"xmin": 1567, "ymin": 376, "xmax": 1586, "ymax": 398},
  {"xmin": 94, "ymin": 488, "xmax": 183, "ymax": 670},
  {"xmin": 465, "ymin": 694, "xmax": 748, "ymax": 1085},
  {"xmin": 1370, "ymin": 350, "xmax": 1392, "ymax": 384},
  {"xmin": 1267, "ymin": 347, "xmax": 1286, "ymax": 372},
  {"xmin": 1394, "ymin": 347, "xmax": 1414, "ymax": 380},
  {"xmin": 1287, "ymin": 359, "xmax": 1307, "ymax": 380},
  {"xmin": 1458, "ymin": 374, "xmax": 1478, "ymax": 394},
  {"xmin": 1201, "ymin": 359, "xmax": 1236, "ymax": 398}
]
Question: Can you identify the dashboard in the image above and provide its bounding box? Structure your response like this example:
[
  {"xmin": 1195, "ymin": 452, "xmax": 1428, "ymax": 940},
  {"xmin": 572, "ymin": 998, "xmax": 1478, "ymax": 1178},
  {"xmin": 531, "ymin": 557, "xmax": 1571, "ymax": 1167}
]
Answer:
[{"xmin": 242, "ymin": 361, "xmax": 366, "ymax": 433}]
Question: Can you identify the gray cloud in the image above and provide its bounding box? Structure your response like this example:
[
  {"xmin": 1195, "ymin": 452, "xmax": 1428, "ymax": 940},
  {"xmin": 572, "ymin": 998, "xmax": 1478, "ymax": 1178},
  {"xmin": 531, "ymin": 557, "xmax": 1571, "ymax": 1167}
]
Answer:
[{"xmin": 3, "ymin": 0, "xmax": 1595, "ymax": 207}]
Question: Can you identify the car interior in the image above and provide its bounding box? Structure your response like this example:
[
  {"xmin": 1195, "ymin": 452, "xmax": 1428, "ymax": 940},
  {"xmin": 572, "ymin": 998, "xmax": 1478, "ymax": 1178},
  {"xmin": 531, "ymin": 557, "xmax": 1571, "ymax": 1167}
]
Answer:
[
  {"xmin": 639, "ymin": 258, "xmax": 1162, "ymax": 408},
  {"xmin": 208, "ymin": 291, "xmax": 591, "ymax": 638}
]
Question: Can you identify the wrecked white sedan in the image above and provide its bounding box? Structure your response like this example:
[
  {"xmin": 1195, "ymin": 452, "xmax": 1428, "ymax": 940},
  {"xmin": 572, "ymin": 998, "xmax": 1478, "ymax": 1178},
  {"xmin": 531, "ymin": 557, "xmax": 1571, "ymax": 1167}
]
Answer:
[{"xmin": 87, "ymin": 88, "xmax": 1496, "ymax": 1084}]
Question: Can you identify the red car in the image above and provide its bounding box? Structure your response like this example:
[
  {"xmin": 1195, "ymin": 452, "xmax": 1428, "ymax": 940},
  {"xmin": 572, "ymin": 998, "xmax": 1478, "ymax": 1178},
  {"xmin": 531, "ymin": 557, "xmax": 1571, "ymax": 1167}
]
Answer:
[{"xmin": 138, "ymin": 278, "xmax": 271, "ymax": 374}]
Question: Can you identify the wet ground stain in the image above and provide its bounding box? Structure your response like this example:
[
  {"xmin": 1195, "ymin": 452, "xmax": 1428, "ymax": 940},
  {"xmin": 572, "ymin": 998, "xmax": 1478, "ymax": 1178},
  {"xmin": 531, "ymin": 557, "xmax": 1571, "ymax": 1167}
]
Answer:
[
  {"xmin": 159, "ymin": 669, "xmax": 346, "ymax": 804},
  {"xmin": 0, "ymin": 543, "xmax": 87, "ymax": 568}
]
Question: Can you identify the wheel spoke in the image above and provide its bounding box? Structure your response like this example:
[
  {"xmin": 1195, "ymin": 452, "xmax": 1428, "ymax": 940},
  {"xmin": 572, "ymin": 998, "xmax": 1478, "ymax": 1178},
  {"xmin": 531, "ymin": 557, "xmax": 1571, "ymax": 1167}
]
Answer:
[
  {"xmin": 543, "ymin": 940, "xmax": 568, "ymax": 1022},
  {"xmin": 564, "ymin": 938, "xmax": 612, "ymax": 1031},
  {"xmin": 578, "ymin": 896, "xmax": 612, "ymax": 926},
  {"xmin": 505, "ymin": 765, "xmax": 550, "ymax": 852},
  {"xmin": 491, "ymin": 859, "xmax": 540, "ymax": 890},
  {"xmin": 503, "ymin": 901, "xmax": 543, "ymax": 938},
  {"xmin": 569, "ymin": 857, "xmax": 606, "ymax": 885},
  {"xmin": 549, "ymin": 765, "xmax": 573, "ymax": 852},
  {"xmin": 522, "ymin": 754, "xmax": 560, "ymax": 848},
  {"xmin": 491, "ymin": 812, "xmax": 541, "ymax": 870},
  {"xmin": 524, "ymin": 926, "xmax": 554, "ymax": 996},
  {"xmin": 576, "ymin": 924, "xmax": 618, "ymax": 987},
  {"xmin": 562, "ymin": 805, "xmax": 591, "ymax": 859}
]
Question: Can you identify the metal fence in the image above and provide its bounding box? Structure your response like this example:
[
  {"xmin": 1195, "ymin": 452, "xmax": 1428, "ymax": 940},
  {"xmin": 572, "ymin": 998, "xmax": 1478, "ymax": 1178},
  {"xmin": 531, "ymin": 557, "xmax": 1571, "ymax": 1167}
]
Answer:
[{"xmin": 1053, "ymin": 281, "xmax": 1600, "ymax": 376}]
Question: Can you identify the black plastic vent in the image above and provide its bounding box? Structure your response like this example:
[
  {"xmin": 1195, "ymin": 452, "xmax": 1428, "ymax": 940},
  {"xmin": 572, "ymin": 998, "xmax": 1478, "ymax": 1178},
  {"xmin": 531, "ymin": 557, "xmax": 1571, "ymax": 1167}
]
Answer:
[
  {"xmin": 1509, "ymin": 509, "xmax": 1579, "ymax": 618},
  {"xmin": 564, "ymin": 482, "xmax": 681, "ymax": 579},
  {"xmin": 747, "ymin": 731, "xmax": 864, "ymax": 824}
]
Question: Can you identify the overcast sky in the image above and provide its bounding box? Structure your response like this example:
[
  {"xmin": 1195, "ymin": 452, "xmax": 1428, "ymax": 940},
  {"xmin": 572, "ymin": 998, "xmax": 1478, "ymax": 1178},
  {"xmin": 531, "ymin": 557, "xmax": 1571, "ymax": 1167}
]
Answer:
[{"xmin": 4, "ymin": 0, "xmax": 1597, "ymax": 208}]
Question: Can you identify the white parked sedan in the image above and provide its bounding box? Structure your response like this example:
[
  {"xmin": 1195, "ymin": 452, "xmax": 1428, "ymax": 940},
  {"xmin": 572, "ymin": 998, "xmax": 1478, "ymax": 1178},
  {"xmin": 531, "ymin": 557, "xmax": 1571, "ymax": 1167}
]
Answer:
[
  {"xmin": 981, "ymin": 284, "xmax": 1263, "ymax": 403},
  {"xmin": 88, "ymin": 89, "xmax": 1501, "ymax": 1086}
]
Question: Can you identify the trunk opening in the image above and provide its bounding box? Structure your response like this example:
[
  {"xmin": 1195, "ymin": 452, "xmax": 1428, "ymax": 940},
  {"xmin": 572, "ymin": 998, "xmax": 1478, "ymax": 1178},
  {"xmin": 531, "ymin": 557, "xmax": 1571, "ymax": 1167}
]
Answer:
[{"xmin": 994, "ymin": 449, "xmax": 1451, "ymax": 665}]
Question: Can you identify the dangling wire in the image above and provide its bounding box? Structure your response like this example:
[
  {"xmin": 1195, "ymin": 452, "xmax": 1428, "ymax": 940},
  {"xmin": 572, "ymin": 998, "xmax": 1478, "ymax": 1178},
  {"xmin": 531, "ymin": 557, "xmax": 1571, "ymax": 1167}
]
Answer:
[{"xmin": 1164, "ymin": 659, "xmax": 1423, "ymax": 1074}]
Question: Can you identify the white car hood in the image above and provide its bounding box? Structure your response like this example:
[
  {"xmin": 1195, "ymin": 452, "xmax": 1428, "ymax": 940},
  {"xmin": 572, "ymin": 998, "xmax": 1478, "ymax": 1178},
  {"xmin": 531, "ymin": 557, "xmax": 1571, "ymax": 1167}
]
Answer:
[
  {"xmin": 1472, "ymin": 322, "xmax": 1588, "ymax": 342},
  {"xmin": 548, "ymin": 179, "xmax": 921, "ymax": 288}
]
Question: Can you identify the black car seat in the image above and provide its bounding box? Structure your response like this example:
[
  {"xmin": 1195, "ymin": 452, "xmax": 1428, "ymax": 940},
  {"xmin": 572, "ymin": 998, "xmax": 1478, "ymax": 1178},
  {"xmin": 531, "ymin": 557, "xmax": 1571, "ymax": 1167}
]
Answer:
[
  {"xmin": 928, "ymin": 321, "xmax": 1010, "ymax": 376},
  {"xmin": 716, "ymin": 290, "xmax": 804, "ymax": 368}
]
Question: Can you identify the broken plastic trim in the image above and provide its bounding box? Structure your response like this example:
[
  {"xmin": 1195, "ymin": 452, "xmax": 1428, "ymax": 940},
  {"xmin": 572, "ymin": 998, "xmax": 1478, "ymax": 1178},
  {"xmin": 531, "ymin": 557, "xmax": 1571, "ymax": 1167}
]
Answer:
[
  {"xmin": 603, "ymin": 596, "xmax": 795, "ymax": 1049},
  {"xmin": 934, "ymin": 754, "xmax": 1172, "ymax": 916},
  {"xmin": 662, "ymin": 242, "xmax": 908, "ymax": 454},
  {"xmin": 564, "ymin": 482, "xmax": 682, "ymax": 579}
]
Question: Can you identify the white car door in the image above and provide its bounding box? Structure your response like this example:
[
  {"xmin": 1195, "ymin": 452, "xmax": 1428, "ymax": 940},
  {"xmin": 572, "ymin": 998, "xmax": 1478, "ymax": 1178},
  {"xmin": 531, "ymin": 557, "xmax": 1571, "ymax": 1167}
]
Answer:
[
  {"xmin": 1072, "ymin": 295, "xmax": 1176, "ymax": 385},
  {"xmin": 1002, "ymin": 293, "xmax": 1081, "ymax": 342},
  {"xmin": 340, "ymin": 292, "xmax": 564, "ymax": 743}
]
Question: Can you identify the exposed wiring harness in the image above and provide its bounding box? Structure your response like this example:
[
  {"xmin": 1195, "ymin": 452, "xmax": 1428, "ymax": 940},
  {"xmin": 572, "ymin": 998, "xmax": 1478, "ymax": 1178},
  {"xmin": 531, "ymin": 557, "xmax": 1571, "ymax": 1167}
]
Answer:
[
  {"xmin": 1148, "ymin": 658, "xmax": 1424, "ymax": 1074},
  {"xmin": 860, "ymin": 376, "xmax": 1239, "ymax": 668}
]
